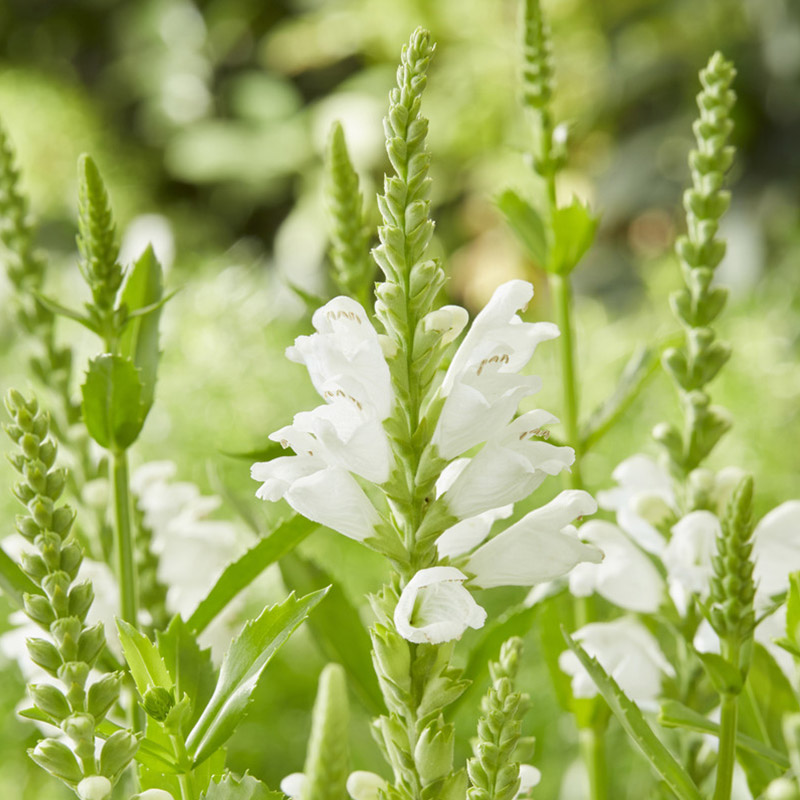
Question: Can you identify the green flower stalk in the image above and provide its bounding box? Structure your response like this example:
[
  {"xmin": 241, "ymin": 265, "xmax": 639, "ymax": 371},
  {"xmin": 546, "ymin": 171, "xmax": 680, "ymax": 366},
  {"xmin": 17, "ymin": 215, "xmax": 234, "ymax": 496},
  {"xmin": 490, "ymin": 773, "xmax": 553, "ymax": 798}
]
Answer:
[
  {"xmin": 656, "ymin": 52, "xmax": 737, "ymax": 479},
  {"xmin": 3, "ymin": 389, "xmax": 137, "ymax": 798},
  {"xmin": 326, "ymin": 122, "xmax": 373, "ymax": 306},
  {"xmin": 301, "ymin": 663, "xmax": 350, "ymax": 800},
  {"xmin": 468, "ymin": 638, "xmax": 535, "ymax": 800}
]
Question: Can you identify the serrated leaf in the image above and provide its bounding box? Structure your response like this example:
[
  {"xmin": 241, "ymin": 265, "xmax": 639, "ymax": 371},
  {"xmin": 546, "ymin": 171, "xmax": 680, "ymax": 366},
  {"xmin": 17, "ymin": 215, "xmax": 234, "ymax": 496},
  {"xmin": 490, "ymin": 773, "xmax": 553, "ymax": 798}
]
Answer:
[
  {"xmin": 157, "ymin": 615, "xmax": 217, "ymax": 729},
  {"xmin": 116, "ymin": 618, "xmax": 173, "ymax": 696},
  {"xmin": 695, "ymin": 650, "xmax": 743, "ymax": 694},
  {"xmin": 188, "ymin": 515, "xmax": 317, "ymax": 635},
  {"xmin": 496, "ymin": 189, "xmax": 548, "ymax": 265},
  {"xmin": 186, "ymin": 589, "xmax": 328, "ymax": 766},
  {"xmin": 119, "ymin": 245, "xmax": 164, "ymax": 415},
  {"xmin": 32, "ymin": 292, "xmax": 99, "ymax": 333},
  {"xmin": 0, "ymin": 544, "xmax": 40, "ymax": 608},
  {"xmin": 563, "ymin": 629, "xmax": 703, "ymax": 800},
  {"xmin": 658, "ymin": 700, "xmax": 789, "ymax": 768},
  {"xmin": 549, "ymin": 198, "xmax": 598, "ymax": 276},
  {"xmin": 81, "ymin": 354, "xmax": 145, "ymax": 450},
  {"xmin": 280, "ymin": 553, "xmax": 383, "ymax": 716},
  {"xmin": 200, "ymin": 772, "xmax": 282, "ymax": 800}
]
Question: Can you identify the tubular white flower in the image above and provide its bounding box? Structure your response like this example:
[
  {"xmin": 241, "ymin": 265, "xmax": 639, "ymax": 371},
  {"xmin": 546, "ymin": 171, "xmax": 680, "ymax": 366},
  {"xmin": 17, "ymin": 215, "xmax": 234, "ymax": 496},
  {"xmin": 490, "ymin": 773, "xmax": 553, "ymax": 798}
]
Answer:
[
  {"xmin": 287, "ymin": 296, "xmax": 393, "ymax": 419},
  {"xmin": 663, "ymin": 510, "xmax": 719, "ymax": 614},
  {"xmin": 251, "ymin": 457, "xmax": 380, "ymax": 541},
  {"xmin": 422, "ymin": 305, "xmax": 469, "ymax": 344},
  {"xmin": 394, "ymin": 567, "xmax": 487, "ymax": 644},
  {"xmin": 558, "ymin": 618, "xmax": 675, "ymax": 707},
  {"xmin": 77, "ymin": 776, "xmax": 112, "ymax": 800},
  {"xmin": 752, "ymin": 500, "xmax": 800, "ymax": 600},
  {"xmin": 280, "ymin": 772, "xmax": 308, "ymax": 799},
  {"xmin": 440, "ymin": 410, "xmax": 574, "ymax": 519},
  {"xmin": 568, "ymin": 520, "xmax": 665, "ymax": 613},
  {"xmin": 598, "ymin": 454, "xmax": 676, "ymax": 555},
  {"xmin": 517, "ymin": 764, "xmax": 542, "ymax": 796},
  {"xmin": 346, "ymin": 771, "xmax": 388, "ymax": 800},
  {"xmin": 432, "ymin": 280, "xmax": 559, "ymax": 459},
  {"xmin": 466, "ymin": 491, "xmax": 602, "ymax": 589}
]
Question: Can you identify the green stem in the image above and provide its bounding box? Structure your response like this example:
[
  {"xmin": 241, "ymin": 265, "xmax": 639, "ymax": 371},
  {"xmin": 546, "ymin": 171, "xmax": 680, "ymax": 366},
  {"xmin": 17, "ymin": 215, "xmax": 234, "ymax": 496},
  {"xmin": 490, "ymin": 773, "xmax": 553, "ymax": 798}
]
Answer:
[
  {"xmin": 112, "ymin": 450, "xmax": 138, "ymax": 626},
  {"xmin": 171, "ymin": 735, "xmax": 197, "ymax": 800},
  {"xmin": 579, "ymin": 725, "xmax": 608, "ymax": 800},
  {"xmin": 551, "ymin": 273, "xmax": 583, "ymax": 489},
  {"xmin": 713, "ymin": 694, "xmax": 738, "ymax": 800}
]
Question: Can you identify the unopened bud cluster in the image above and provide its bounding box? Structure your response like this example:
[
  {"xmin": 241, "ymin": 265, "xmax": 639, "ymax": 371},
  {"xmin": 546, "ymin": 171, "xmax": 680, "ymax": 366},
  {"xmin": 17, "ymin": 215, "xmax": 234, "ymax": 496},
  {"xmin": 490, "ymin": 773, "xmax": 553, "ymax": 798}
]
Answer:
[
  {"xmin": 4, "ymin": 390, "xmax": 135, "ymax": 794},
  {"xmin": 468, "ymin": 638, "xmax": 532, "ymax": 800},
  {"xmin": 708, "ymin": 475, "xmax": 756, "ymax": 643},
  {"xmin": 657, "ymin": 52, "xmax": 736, "ymax": 478}
]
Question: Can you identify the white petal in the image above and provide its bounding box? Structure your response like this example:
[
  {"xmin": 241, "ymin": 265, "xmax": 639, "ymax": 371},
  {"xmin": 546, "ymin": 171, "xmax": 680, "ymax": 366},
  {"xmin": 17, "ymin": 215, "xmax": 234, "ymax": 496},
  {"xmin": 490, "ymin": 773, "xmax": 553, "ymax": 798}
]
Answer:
[
  {"xmin": 663, "ymin": 510, "xmax": 719, "ymax": 613},
  {"xmin": 517, "ymin": 764, "xmax": 542, "ymax": 796},
  {"xmin": 251, "ymin": 455, "xmax": 322, "ymax": 502},
  {"xmin": 558, "ymin": 618, "xmax": 674, "ymax": 706},
  {"xmin": 394, "ymin": 567, "xmax": 487, "ymax": 644},
  {"xmin": 423, "ymin": 305, "xmax": 469, "ymax": 344},
  {"xmin": 568, "ymin": 520, "xmax": 665, "ymax": 613},
  {"xmin": 436, "ymin": 505, "xmax": 514, "ymax": 559},
  {"xmin": 346, "ymin": 771, "xmax": 388, "ymax": 800},
  {"xmin": 753, "ymin": 500, "xmax": 800, "ymax": 600},
  {"xmin": 467, "ymin": 491, "xmax": 601, "ymax": 588},
  {"xmin": 280, "ymin": 773, "xmax": 308, "ymax": 799}
]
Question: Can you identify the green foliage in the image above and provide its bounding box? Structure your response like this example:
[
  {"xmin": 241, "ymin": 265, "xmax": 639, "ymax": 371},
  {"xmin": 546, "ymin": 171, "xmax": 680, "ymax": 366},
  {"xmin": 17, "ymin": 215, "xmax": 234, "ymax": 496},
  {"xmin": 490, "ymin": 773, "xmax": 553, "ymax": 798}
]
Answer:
[
  {"xmin": 326, "ymin": 122, "xmax": 373, "ymax": 305},
  {"xmin": 467, "ymin": 637, "xmax": 529, "ymax": 800},
  {"xmin": 80, "ymin": 354, "xmax": 146, "ymax": 451},
  {"xmin": 495, "ymin": 190, "xmax": 548, "ymax": 266},
  {"xmin": 200, "ymin": 773, "xmax": 283, "ymax": 800},
  {"xmin": 301, "ymin": 663, "xmax": 350, "ymax": 800},
  {"xmin": 548, "ymin": 200, "xmax": 599, "ymax": 276},
  {"xmin": 116, "ymin": 619, "xmax": 173, "ymax": 697},
  {"xmin": 186, "ymin": 589, "xmax": 328, "ymax": 766}
]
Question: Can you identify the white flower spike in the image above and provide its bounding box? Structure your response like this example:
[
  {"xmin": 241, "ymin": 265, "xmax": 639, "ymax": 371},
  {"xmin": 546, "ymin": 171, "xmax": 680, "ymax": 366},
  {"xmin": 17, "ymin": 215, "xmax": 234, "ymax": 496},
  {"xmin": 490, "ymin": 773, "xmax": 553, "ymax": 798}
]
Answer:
[{"xmin": 394, "ymin": 567, "xmax": 487, "ymax": 644}]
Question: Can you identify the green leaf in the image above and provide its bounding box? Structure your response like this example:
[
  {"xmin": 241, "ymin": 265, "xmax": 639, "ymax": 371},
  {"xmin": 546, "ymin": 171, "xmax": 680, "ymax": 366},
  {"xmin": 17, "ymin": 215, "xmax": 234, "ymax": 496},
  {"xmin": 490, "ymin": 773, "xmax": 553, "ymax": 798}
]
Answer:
[
  {"xmin": 200, "ymin": 773, "xmax": 282, "ymax": 800},
  {"xmin": 186, "ymin": 589, "xmax": 328, "ymax": 766},
  {"xmin": 658, "ymin": 700, "xmax": 789, "ymax": 769},
  {"xmin": 496, "ymin": 189, "xmax": 548, "ymax": 265},
  {"xmin": 80, "ymin": 354, "xmax": 145, "ymax": 450},
  {"xmin": 563, "ymin": 629, "xmax": 703, "ymax": 800},
  {"xmin": 695, "ymin": 650, "xmax": 743, "ymax": 694},
  {"xmin": 281, "ymin": 553, "xmax": 383, "ymax": 716},
  {"xmin": 0, "ymin": 544, "xmax": 40, "ymax": 608},
  {"xmin": 786, "ymin": 572, "xmax": 800, "ymax": 646},
  {"xmin": 737, "ymin": 644, "xmax": 800, "ymax": 798},
  {"xmin": 157, "ymin": 616, "xmax": 217, "ymax": 730},
  {"xmin": 116, "ymin": 618, "xmax": 173, "ymax": 696},
  {"xmin": 187, "ymin": 515, "xmax": 317, "ymax": 635},
  {"xmin": 32, "ymin": 292, "xmax": 99, "ymax": 333},
  {"xmin": 548, "ymin": 198, "xmax": 598, "ymax": 275},
  {"xmin": 220, "ymin": 440, "xmax": 285, "ymax": 463},
  {"xmin": 118, "ymin": 245, "xmax": 164, "ymax": 415}
]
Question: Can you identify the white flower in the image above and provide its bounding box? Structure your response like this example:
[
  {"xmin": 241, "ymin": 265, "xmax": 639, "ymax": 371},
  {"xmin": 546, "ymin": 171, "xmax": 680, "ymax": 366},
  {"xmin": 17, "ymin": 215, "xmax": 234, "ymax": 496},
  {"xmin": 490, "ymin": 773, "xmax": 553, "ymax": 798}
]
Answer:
[
  {"xmin": 251, "ymin": 458, "xmax": 380, "ymax": 542},
  {"xmin": 77, "ymin": 776, "xmax": 113, "ymax": 800},
  {"xmin": 439, "ymin": 410, "xmax": 574, "ymax": 521},
  {"xmin": 133, "ymin": 792, "xmax": 176, "ymax": 800},
  {"xmin": 517, "ymin": 764, "xmax": 542, "ymax": 796},
  {"xmin": 662, "ymin": 511, "xmax": 720, "ymax": 614},
  {"xmin": 422, "ymin": 305, "xmax": 469, "ymax": 344},
  {"xmin": 752, "ymin": 501, "xmax": 800, "ymax": 600},
  {"xmin": 597, "ymin": 454, "xmax": 676, "ymax": 555},
  {"xmin": 558, "ymin": 618, "xmax": 675, "ymax": 707},
  {"xmin": 433, "ymin": 280, "xmax": 559, "ymax": 459},
  {"xmin": 394, "ymin": 567, "xmax": 488, "ymax": 644},
  {"xmin": 280, "ymin": 772, "xmax": 308, "ymax": 799},
  {"xmin": 465, "ymin": 491, "xmax": 601, "ymax": 589},
  {"xmin": 568, "ymin": 520, "xmax": 665, "ymax": 613},
  {"xmin": 346, "ymin": 771, "xmax": 388, "ymax": 800},
  {"xmin": 287, "ymin": 296, "xmax": 393, "ymax": 420}
]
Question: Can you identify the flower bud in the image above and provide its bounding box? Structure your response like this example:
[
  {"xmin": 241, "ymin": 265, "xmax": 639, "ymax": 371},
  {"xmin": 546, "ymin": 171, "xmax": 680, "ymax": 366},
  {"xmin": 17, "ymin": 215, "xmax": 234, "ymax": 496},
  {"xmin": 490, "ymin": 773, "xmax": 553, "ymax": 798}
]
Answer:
[
  {"xmin": 142, "ymin": 686, "xmax": 175, "ymax": 722},
  {"xmin": 346, "ymin": 771, "xmax": 387, "ymax": 800},
  {"xmin": 422, "ymin": 306, "xmax": 468, "ymax": 345},
  {"xmin": 62, "ymin": 712, "xmax": 95, "ymax": 743},
  {"xmin": 58, "ymin": 660, "xmax": 90, "ymax": 690},
  {"xmin": 29, "ymin": 738, "xmax": 82, "ymax": 784},
  {"xmin": 77, "ymin": 775, "xmax": 113, "ymax": 800},
  {"xmin": 370, "ymin": 625, "xmax": 411, "ymax": 693},
  {"xmin": 52, "ymin": 506, "xmax": 77, "ymax": 536},
  {"xmin": 99, "ymin": 730, "xmax": 139, "ymax": 779},
  {"xmin": 23, "ymin": 592, "xmax": 55, "ymax": 626},
  {"xmin": 16, "ymin": 513, "xmax": 40, "ymax": 540},
  {"xmin": 764, "ymin": 778, "xmax": 800, "ymax": 800},
  {"xmin": 88, "ymin": 673, "xmax": 122, "ymax": 720},
  {"xmin": 68, "ymin": 581, "xmax": 94, "ymax": 621},
  {"xmin": 132, "ymin": 791, "xmax": 177, "ymax": 800},
  {"xmin": 414, "ymin": 719, "xmax": 454, "ymax": 786},
  {"xmin": 30, "ymin": 683, "xmax": 71, "ymax": 721},
  {"xmin": 20, "ymin": 551, "xmax": 49, "ymax": 582},
  {"xmin": 27, "ymin": 636, "xmax": 63, "ymax": 673},
  {"xmin": 60, "ymin": 541, "xmax": 84, "ymax": 579},
  {"xmin": 78, "ymin": 623, "xmax": 106, "ymax": 666}
]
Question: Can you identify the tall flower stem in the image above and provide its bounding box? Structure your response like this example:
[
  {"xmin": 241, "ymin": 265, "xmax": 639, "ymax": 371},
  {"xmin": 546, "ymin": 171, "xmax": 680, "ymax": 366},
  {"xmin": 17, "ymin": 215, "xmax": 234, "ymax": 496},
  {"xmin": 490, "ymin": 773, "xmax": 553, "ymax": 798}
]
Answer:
[
  {"xmin": 112, "ymin": 450, "xmax": 138, "ymax": 627},
  {"xmin": 713, "ymin": 693, "xmax": 738, "ymax": 800},
  {"xmin": 579, "ymin": 726, "xmax": 608, "ymax": 800}
]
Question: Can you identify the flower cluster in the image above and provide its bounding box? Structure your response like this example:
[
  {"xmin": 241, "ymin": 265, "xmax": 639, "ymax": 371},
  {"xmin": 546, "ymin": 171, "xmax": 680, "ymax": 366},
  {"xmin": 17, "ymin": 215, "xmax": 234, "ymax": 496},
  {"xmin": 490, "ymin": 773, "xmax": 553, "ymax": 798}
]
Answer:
[{"xmin": 253, "ymin": 279, "xmax": 602, "ymax": 644}]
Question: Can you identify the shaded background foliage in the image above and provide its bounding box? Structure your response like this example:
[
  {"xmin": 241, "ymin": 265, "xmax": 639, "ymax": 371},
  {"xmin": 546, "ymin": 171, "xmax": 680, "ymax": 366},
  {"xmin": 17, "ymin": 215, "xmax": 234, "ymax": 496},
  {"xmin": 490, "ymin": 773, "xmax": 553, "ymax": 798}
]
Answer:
[{"xmin": 0, "ymin": 0, "xmax": 798, "ymax": 797}]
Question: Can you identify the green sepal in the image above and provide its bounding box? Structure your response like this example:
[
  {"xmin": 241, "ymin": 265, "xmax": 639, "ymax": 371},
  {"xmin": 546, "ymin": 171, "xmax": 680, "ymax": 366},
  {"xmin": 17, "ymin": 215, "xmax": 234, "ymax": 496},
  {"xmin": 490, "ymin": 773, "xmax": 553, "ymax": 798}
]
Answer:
[
  {"xmin": 186, "ymin": 589, "xmax": 328, "ymax": 766},
  {"xmin": 80, "ymin": 354, "xmax": 146, "ymax": 451}
]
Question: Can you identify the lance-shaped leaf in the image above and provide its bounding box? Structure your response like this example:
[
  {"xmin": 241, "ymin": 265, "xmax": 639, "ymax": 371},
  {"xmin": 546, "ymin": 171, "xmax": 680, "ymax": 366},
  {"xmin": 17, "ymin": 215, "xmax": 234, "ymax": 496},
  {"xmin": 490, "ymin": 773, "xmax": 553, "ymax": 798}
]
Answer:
[
  {"xmin": 496, "ymin": 189, "xmax": 548, "ymax": 266},
  {"xmin": 186, "ymin": 589, "xmax": 328, "ymax": 766},
  {"xmin": 562, "ymin": 629, "xmax": 703, "ymax": 800},
  {"xmin": 187, "ymin": 515, "xmax": 317, "ymax": 635},
  {"xmin": 81, "ymin": 354, "xmax": 145, "ymax": 450},
  {"xmin": 549, "ymin": 198, "xmax": 598, "ymax": 275},
  {"xmin": 116, "ymin": 618, "xmax": 173, "ymax": 695},
  {"xmin": 119, "ymin": 245, "xmax": 165, "ymax": 415},
  {"xmin": 200, "ymin": 773, "xmax": 282, "ymax": 799}
]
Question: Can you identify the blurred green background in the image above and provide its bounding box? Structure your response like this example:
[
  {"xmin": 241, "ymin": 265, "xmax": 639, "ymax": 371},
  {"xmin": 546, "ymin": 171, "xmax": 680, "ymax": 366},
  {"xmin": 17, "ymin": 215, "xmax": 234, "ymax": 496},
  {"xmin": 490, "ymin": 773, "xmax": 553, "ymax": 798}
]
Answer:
[{"xmin": 0, "ymin": 0, "xmax": 798, "ymax": 797}]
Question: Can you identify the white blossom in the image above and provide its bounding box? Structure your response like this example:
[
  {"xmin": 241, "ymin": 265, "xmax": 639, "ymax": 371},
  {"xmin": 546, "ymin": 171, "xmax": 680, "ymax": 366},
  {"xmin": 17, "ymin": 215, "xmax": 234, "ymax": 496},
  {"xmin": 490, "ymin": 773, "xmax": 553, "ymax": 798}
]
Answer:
[
  {"xmin": 346, "ymin": 771, "xmax": 388, "ymax": 800},
  {"xmin": 280, "ymin": 772, "xmax": 308, "ymax": 799},
  {"xmin": 752, "ymin": 501, "xmax": 800, "ymax": 600},
  {"xmin": 393, "ymin": 567, "xmax": 487, "ymax": 644},
  {"xmin": 132, "ymin": 791, "xmax": 176, "ymax": 800},
  {"xmin": 568, "ymin": 520, "xmax": 665, "ymax": 613},
  {"xmin": 517, "ymin": 764, "xmax": 542, "ymax": 796},
  {"xmin": 558, "ymin": 618, "xmax": 675, "ymax": 707},
  {"xmin": 77, "ymin": 777, "xmax": 113, "ymax": 800},
  {"xmin": 433, "ymin": 280, "xmax": 559, "ymax": 459}
]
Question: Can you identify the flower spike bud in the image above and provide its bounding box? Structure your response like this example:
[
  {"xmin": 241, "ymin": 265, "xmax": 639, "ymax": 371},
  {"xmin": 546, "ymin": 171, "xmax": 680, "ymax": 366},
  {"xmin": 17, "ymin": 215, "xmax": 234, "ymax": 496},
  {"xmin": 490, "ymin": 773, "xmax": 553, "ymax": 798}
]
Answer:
[
  {"xmin": 521, "ymin": 0, "xmax": 554, "ymax": 111},
  {"xmin": 300, "ymin": 664, "xmax": 350, "ymax": 800},
  {"xmin": 326, "ymin": 121, "xmax": 373, "ymax": 305}
]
